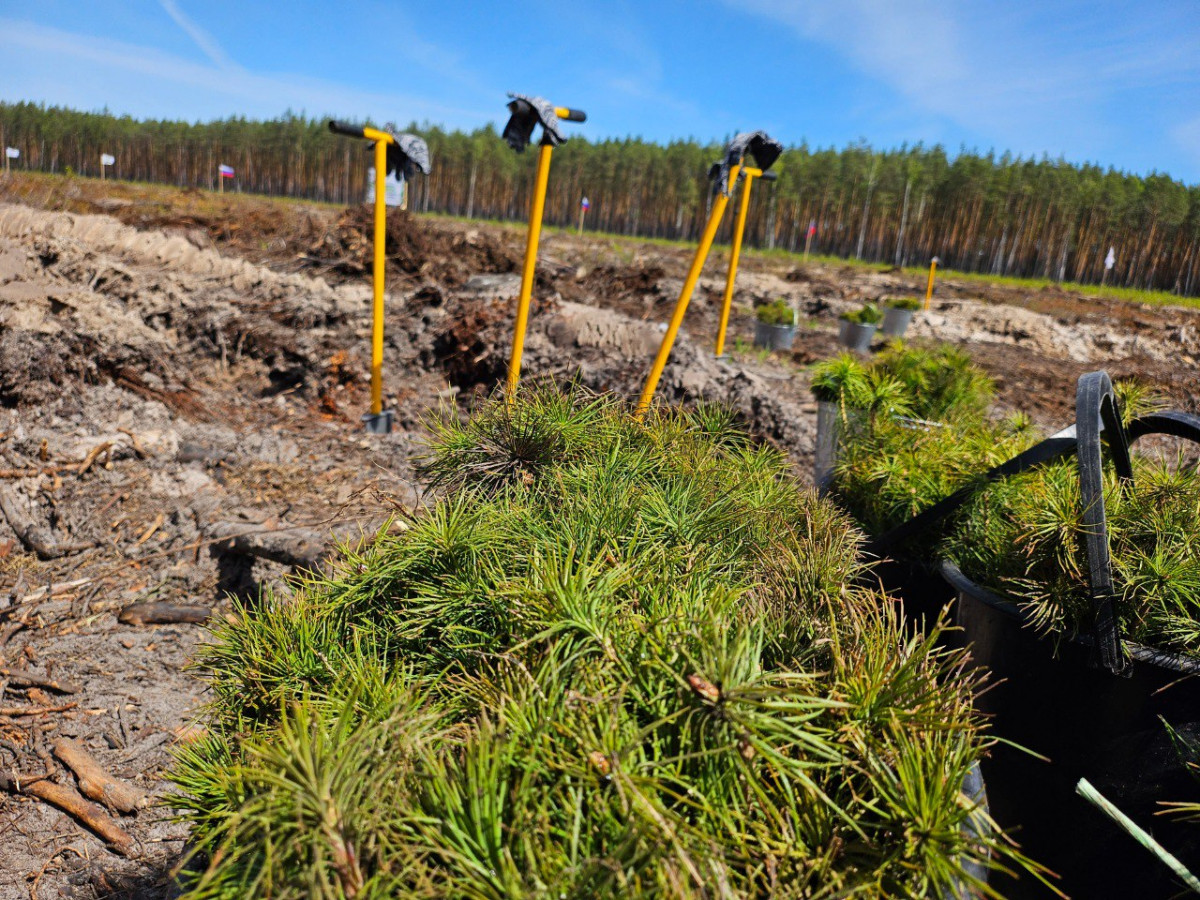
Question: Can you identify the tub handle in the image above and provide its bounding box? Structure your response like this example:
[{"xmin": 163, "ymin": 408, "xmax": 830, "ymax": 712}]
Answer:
[{"xmin": 1074, "ymin": 372, "xmax": 1134, "ymax": 674}]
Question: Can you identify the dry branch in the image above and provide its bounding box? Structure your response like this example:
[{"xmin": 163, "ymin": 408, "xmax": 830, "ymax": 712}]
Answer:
[
  {"xmin": 4, "ymin": 578, "xmax": 92, "ymax": 606},
  {"xmin": 53, "ymin": 738, "xmax": 147, "ymax": 814},
  {"xmin": 0, "ymin": 701, "xmax": 77, "ymax": 716},
  {"xmin": 0, "ymin": 770, "xmax": 135, "ymax": 856},
  {"xmin": 133, "ymin": 513, "xmax": 165, "ymax": 546},
  {"xmin": 76, "ymin": 442, "xmax": 113, "ymax": 476},
  {"xmin": 0, "ymin": 669, "xmax": 81, "ymax": 695},
  {"xmin": 118, "ymin": 602, "xmax": 211, "ymax": 626},
  {"xmin": 0, "ymin": 487, "xmax": 60, "ymax": 560},
  {"xmin": 206, "ymin": 518, "xmax": 386, "ymax": 571},
  {"xmin": 207, "ymin": 520, "xmax": 335, "ymax": 569},
  {"xmin": 117, "ymin": 428, "xmax": 152, "ymax": 459},
  {"xmin": 0, "ymin": 487, "xmax": 95, "ymax": 560}
]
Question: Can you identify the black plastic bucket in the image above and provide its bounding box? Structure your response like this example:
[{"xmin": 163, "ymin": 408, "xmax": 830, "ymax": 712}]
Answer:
[
  {"xmin": 856, "ymin": 373, "xmax": 1200, "ymax": 895},
  {"xmin": 942, "ymin": 559, "xmax": 1200, "ymax": 898}
]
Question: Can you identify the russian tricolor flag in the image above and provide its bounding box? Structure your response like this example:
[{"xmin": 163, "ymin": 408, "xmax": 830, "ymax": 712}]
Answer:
[{"xmin": 218, "ymin": 164, "xmax": 235, "ymax": 178}]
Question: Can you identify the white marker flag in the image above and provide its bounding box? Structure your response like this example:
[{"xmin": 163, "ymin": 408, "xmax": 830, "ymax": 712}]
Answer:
[
  {"xmin": 1105, "ymin": 247, "xmax": 1116, "ymax": 271},
  {"xmin": 100, "ymin": 154, "xmax": 115, "ymax": 166},
  {"xmin": 4, "ymin": 147, "xmax": 18, "ymax": 159}
]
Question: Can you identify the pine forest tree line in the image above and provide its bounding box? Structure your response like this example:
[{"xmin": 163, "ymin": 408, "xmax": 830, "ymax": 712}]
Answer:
[{"xmin": 3, "ymin": 101, "xmax": 1199, "ymax": 296}]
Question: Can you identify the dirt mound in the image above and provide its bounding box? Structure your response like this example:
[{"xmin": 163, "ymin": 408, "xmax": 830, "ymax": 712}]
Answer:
[
  {"xmin": 782, "ymin": 265, "xmax": 842, "ymax": 297},
  {"xmin": 0, "ymin": 210, "xmax": 445, "ymax": 895},
  {"xmin": 913, "ymin": 298, "xmax": 1199, "ymax": 365},
  {"xmin": 419, "ymin": 290, "xmax": 517, "ymax": 391},
  {"xmin": 119, "ymin": 195, "xmax": 317, "ymax": 257},
  {"xmin": 505, "ymin": 300, "xmax": 819, "ymax": 463},
  {"xmin": 580, "ymin": 261, "xmax": 665, "ymax": 299},
  {"xmin": 0, "ymin": 176, "xmax": 523, "ymax": 295},
  {"xmin": 0, "ymin": 204, "xmax": 377, "ymax": 414},
  {"xmin": 304, "ymin": 206, "xmax": 520, "ymax": 288}
]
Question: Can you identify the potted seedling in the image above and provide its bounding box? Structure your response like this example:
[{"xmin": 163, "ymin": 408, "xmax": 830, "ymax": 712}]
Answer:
[
  {"xmin": 811, "ymin": 345, "xmax": 1031, "ymax": 630},
  {"xmin": 753, "ymin": 298, "xmax": 797, "ymax": 351},
  {"xmin": 813, "ymin": 357, "xmax": 1200, "ymax": 894},
  {"xmin": 933, "ymin": 374, "xmax": 1200, "ymax": 897},
  {"xmin": 882, "ymin": 297, "xmax": 921, "ymax": 337},
  {"xmin": 838, "ymin": 302, "xmax": 882, "ymax": 352}
]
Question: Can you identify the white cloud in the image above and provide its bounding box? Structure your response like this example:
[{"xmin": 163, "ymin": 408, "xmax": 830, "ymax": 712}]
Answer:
[
  {"xmin": 521, "ymin": 0, "xmax": 710, "ymax": 134},
  {"xmin": 720, "ymin": 0, "xmax": 1200, "ymax": 168},
  {"xmin": 734, "ymin": 0, "xmax": 968, "ymax": 96},
  {"xmin": 158, "ymin": 0, "xmax": 240, "ymax": 71},
  {"xmin": 0, "ymin": 19, "xmax": 490, "ymax": 125}
]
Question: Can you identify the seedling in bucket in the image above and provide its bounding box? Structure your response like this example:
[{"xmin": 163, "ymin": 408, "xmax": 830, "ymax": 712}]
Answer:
[
  {"xmin": 637, "ymin": 131, "xmax": 782, "ymax": 416},
  {"xmin": 501, "ymin": 93, "xmax": 586, "ymax": 397},
  {"xmin": 327, "ymin": 120, "xmax": 431, "ymax": 433},
  {"xmin": 752, "ymin": 299, "xmax": 796, "ymax": 352},
  {"xmin": 934, "ymin": 379, "xmax": 1200, "ymax": 896},
  {"xmin": 881, "ymin": 297, "xmax": 921, "ymax": 337},
  {"xmin": 837, "ymin": 303, "xmax": 882, "ymax": 352},
  {"xmin": 847, "ymin": 367, "xmax": 1200, "ymax": 896}
]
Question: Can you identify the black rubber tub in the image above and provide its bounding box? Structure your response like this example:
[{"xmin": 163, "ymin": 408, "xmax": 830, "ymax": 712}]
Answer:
[
  {"xmin": 872, "ymin": 373, "xmax": 1200, "ymax": 896},
  {"xmin": 942, "ymin": 559, "xmax": 1200, "ymax": 898},
  {"xmin": 827, "ymin": 372, "xmax": 1200, "ymax": 894}
]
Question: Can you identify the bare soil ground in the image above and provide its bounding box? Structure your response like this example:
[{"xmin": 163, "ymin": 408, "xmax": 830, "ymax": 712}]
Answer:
[{"xmin": 0, "ymin": 172, "xmax": 1197, "ymax": 898}]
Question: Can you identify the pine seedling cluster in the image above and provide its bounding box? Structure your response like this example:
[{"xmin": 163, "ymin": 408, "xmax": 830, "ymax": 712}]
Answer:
[
  {"xmin": 812, "ymin": 345, "xmax": 1032, "ymax": 541},
  {"xmin": 169, "ymin": 386, "xmax": 1028, "ymax": 898},
  {"xmin": 945, "ymin": 453, "xmax": 1200, "ymax": 655}
]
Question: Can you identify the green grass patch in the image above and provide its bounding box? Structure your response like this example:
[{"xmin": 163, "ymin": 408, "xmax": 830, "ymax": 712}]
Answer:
[{"xmin": 923, "ymin": 267, "xmax": 1200, "ymax": 311}]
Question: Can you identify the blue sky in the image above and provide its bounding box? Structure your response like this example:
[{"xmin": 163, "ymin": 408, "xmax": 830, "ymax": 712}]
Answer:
[{"xmin": 3, "ymin": 1, "xmax": 1199, "ymax": 183}]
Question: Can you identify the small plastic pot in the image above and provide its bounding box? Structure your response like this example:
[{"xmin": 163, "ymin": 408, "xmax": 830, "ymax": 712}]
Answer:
[
  {"xmin": 881, "ymin": 306, "xmax": 915, "ymax": 337},
  {"xmin": 941, "ymin": 559, "xmax": 1200, "ymax": 899},
  {"xmin": 837, "ymin": 319, "xmax": 877, "ymax": 352},
  {"xmin": 753, "ymin": 320, "xmax": 796, "ymax": 351}
]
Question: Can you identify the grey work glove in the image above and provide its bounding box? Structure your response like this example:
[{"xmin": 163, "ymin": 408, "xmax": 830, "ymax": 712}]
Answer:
[
  {"xmin": 502, "ymin": 93, "xmax": 566, "ymax": 151},
  {"xmin": 709, "ymin": 131, "xmax": 783, "ymax": 196}
]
